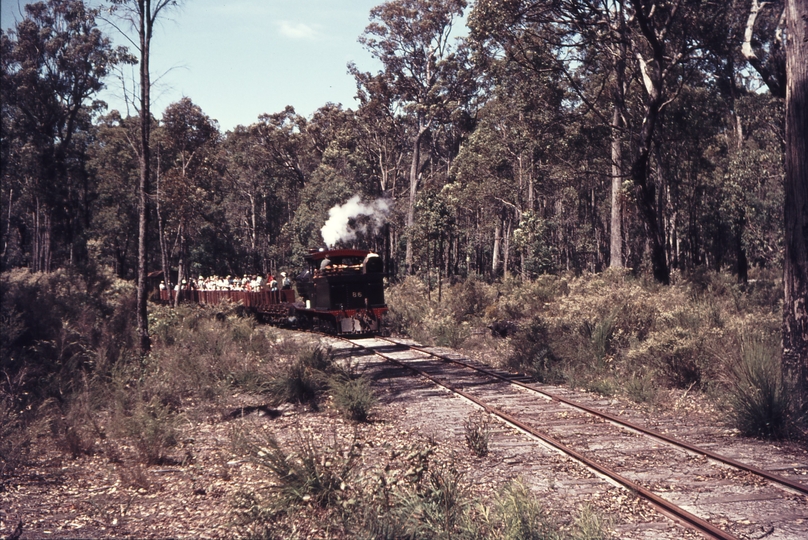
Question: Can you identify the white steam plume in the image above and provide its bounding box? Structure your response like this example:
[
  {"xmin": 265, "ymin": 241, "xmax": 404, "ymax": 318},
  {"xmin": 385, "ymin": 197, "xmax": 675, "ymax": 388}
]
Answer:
[{"xmin": 320, "ymin": 195, "xmax": 390, "ymax": 247}]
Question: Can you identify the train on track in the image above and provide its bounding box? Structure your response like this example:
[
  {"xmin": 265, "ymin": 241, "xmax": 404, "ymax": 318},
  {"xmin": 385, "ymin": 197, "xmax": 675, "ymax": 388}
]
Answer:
[{"xmin": 157, "ymin": 248, "xmax": 387, "ymax": 334}]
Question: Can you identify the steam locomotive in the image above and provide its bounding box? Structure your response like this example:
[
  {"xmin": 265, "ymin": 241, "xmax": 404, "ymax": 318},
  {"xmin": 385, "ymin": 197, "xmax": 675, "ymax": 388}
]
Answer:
[{"xmin": 157, "ymin": 248, "xmax": 387, "ymax": 334}]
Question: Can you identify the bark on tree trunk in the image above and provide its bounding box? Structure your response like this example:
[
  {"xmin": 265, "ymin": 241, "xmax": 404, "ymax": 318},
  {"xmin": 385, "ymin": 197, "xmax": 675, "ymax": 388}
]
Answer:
[
  {"xmin": 136, "ymin": 0, "xmax": 153, "ymax": 355},
  {"xmin": 174, "ymin": 222, "xmax": 185, "ymax": 308},
  {"xmin": 610, "ymin": 105, "xmax": 624, "ymax": 269},
  {"xmin": 610, "ymin": 4, "xmax": 626, "ymax": 269},
  {"xmin": 492, "ymin": 219, "xmax": 501, "ymax": 278},
  {"xmin": 156, "ymin": 152, "xmax": 170, "ymax": 297},
  {"xmin": 2, "ymin": 188, "xmax": 12, "ymax": 265},
  {"xmin": 405, "ymin": 127, "xmax": 426, "ymax": 275},
  {"xmin": 782, "ymin": 0, "xmax": 808, "ymax": 410},
  {"xmin": 503, "ymin": 217, "xmax": 512, "ymax": 279}
]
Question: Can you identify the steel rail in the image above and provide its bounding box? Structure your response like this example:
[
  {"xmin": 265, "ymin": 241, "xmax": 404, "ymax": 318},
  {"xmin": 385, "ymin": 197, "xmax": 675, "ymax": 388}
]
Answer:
[
  {"xmin": 342, "ymin": 336, "xmax": 738, "ymax": 540},
  {"xmin": 377, "ymin": 337, "xmax": 808, "ymax": 497}
]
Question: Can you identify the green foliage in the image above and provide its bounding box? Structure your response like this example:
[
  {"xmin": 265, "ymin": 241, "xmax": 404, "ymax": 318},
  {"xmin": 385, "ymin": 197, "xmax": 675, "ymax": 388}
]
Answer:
[
  {"xmin": 464, "ymin": 411, "xmax": 492, "ymax": 457},
  {"xmin": 386, "ymin": 277, "xmax": 494, "ymax": 347},
  {"xmin": 624, "ymin": 370, "xmax": 659, "ymax": 405},
  {"xmin": 581, "ymin": 312, "xmax": 616, "ymax": 367},
  {"xmin": 268, "ymin": 431, "xmax": 360, "ymax": 508},
  {"xmin": 513, "ymin": 212, "xmax": 557, "ymax": 278},
  {"xmin": 146, "ymin": 303, "xmax": 275, "ymax": 401},
  {"xmin": 572, "ymin": 504, "xmax": 611, "ymax": 540},
  {"xmin": 123, "ymin": 396, "xmax": 180, "ymax": 465},
  {"xmin": 265, "ymin": 346, "xmax": 334, "ymax": 408},
  {"xmin": 231, "ymin": 428, "xmax": 363, "ymax": 537},
  {"xmin": 329, "ymin": 374, "xmax": 377, "ymax": 422},
  {"xmin": 0, "ymin": 391, "xmax": 34, "ymax": 483},
  {"xmin": 507, "ymin": 318, "xmax": 564, "ymax": 383},
  {"xmin": 494, "ymin": 480, "xmax": 562, "ymax": 540},
  {"xmin": 2, "ymin": 0, "xmax": 128, "ymax": 272},
  {"xmin": 0, "ymin": 268, "xmax": 136, "ymax": 407},
  {"xmin": 395, "ymin": 463, "xmax": 471, "ymax": 538},
  {"xmin": 727, "ymin": 333, "xmax": 792, "ymax": 439}
]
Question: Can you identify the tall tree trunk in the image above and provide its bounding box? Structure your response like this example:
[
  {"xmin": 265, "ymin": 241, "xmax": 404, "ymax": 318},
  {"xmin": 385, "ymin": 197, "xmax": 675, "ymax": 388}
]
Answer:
[
  {"xmin": 174, "ymin": 222, "xmax": 185, "ymax": 308},
  {"xmin": 503, "ymin": 217, "xmax": 512, "ymax": 279},
  {"xmin": 33, "ymin": 199, "xmax": 40, "ymax": 273},
  {"xmin": 610, "ymin": 105, "xmax": 624, "ymax": 269},
  {"xmin": 43, "ymin": 212, "xmax": 52, "ymax": 273},
  {"xmin": 610, "ymin": 4, "xmax": 627, "ymax": 269},
  {"xmin": 783, "ymin": 0, "xmax": 808, "ymax": 410},
  {"xmin": 492, "ymin": 219, "xmax": 501, "ymax": 277},
  {"xmin": 136, "ymin": 0, "xmax": 159, "ymax": 355},
  {"xmin": 2, "ymin": 188, "xmax": 13, "ymax": 266},
  {"xmin": 631, "ymin": 84, "xmax": 670, "ymax": 284},
  {"xmin": 156, "ymin": 150, "xmax": 170, "ymax": 296},
  {"xmin": 405, "ymin": 126, "xmax": 426, "ymax": 275}
]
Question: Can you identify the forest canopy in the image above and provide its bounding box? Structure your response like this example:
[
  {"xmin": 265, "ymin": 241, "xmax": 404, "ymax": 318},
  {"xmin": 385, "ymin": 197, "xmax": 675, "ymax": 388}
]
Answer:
[{"xmin": 1, "ymin": 0, "xmax": 792, "ymax": 286}]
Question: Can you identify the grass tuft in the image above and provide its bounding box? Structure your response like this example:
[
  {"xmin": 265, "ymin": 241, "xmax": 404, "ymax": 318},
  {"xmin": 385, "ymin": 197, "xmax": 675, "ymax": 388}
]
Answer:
[
  {"xmin": 728, "ymin": 333, "xmax": 791, "ymax": 439},
  {"xmin": 464, "ymin": 411, "xmax": 492, "ymax": 457},
  {"xmin": 329, "ymin": 374, "xmax": 377, "ymax": 422}
]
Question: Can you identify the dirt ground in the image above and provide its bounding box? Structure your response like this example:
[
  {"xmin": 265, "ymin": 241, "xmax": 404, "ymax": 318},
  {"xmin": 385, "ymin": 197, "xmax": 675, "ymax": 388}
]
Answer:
[{"xmin": 2, "ymin": 330, "xmax": 807, "ymax": 539}]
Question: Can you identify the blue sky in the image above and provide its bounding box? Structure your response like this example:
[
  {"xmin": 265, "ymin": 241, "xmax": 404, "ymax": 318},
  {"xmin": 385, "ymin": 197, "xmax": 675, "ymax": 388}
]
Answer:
[{"xmin": 2, "ymin": 0, "xmax": 386, "ymax": 131}]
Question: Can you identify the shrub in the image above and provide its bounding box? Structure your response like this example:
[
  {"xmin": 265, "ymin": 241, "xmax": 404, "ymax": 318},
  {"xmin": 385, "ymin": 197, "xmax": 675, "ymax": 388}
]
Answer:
[
  {"xmin": 727, "ymin": 333, "xmax": 791, "ymax": 439},
  {"xmin": 0, "ymin": 393, "xmax": 33, "ymax": 483},
  {"xmin": 385, "ymin": 276, "xmax": 431, "ymax": 335},
  {"xmin": 444, "ymin": 277, "xmax": 497, "ymax": 322},
  {"xmin": 264, "ymin": 346, "xmax": 334, "ymax": 409},
  {"xmin": 246, "ymin": 429, "xmax": 361, "ymax": 509},
  {"xmin": 330, "ymin": 373, "xmax": 377, "ymax": 422},
  {"xmin": 495, "ymin": 480, "xmax": 561, "ymax": 540},
  {"xmin": 572, "ymin": 503, "xmax": 611, "ymax": 540},
  {"xmin": 624, "ymin": 370, "xmax": 659, "ymax": 405},
  {"xmin": 385, "ymin": 463, "xmax": 472, "ymax": 539},
  {"xmin": 298, "ymin": 345, "xmax": 334, "ymax": 373},
  {"xmin": 430, "ymin": 314, "xmax": 471, "ymax": 348},
  {"xmin": 581, "ymin": 313, "xmax": 616, "ymax": 367},
  {"xmin": 1, "ymin": 268, "xmax": 135, "ymax": 407},
  {"xmin": 124, "ymin": 396, "xmax": 180, "ymax": 465},
  {"xmin": 507, "ymin": 318, "xmax": 564, "ymax": 383},
  {"xmin": 145, "ymin": 304, "xmax": 276, "ymax": 402},
  {"xmin": 464, "ymin": 411, "xmax": 492, "ymax": 457}
]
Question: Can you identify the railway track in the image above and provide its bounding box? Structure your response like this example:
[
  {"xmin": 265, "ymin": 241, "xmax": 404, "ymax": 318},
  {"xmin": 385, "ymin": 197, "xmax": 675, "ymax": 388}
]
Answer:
[{"xmin": 333, "ymin": 334, "xmax": 808, "ymax": 540}]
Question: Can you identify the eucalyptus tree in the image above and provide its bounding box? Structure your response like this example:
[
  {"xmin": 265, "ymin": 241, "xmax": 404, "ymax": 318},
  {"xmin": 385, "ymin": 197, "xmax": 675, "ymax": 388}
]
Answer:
[
  {"xmin": 86, "ymin": 111, "xmax": 142, "ymax": 277},
  {"xmin": 352, "ymin": 0, "xmax": 474, "ymax": 275},
  {"xmin": 742, "ymin": 0, "xmax": 786, "ymax": 98},
  {"xmin": 0, "ymin": 0, "xmax": 124, "ymax": 272},
  {"xmin": 782, "ymin": 0, "xmax": 808, "ymax": 409},
  {"xmin": 469, "ymin": 0, "xmax": 630, "ymax": 271},
  {"xmin": 158, "ymin": 98, "xmax": 219, "ymax": 305},
  {"xmin": 220, "ymin": 124, "xmax": 275, "ymax": 273},
  {"xmin": 451, "ymin": 56, "xmax": 566, "ymax": 278},
  {"xmin": 107, "ymin": 0, "xmax": 179, "ymax": 353},
  {"xmin": 739, "ymin": 0, "xmax": 807, "ymax": 401}
]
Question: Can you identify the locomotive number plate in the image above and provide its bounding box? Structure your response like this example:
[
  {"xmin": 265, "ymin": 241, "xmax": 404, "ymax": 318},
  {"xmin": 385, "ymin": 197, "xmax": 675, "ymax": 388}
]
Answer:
[{"xmin": 352, "ymin": 292, "xmax": 363, "ymax": 298}]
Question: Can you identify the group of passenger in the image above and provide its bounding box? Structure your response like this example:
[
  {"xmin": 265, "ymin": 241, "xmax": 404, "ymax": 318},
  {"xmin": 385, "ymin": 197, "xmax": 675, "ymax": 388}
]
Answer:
[{"xmin": 159, "ymin": 272, "xmax": 292, "ymax": 293}]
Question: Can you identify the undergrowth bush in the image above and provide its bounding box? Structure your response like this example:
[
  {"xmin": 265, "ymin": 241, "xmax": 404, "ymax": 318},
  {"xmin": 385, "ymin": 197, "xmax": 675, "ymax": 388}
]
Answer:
[
  {"xmin": 495, "ymin": 480, "xmax": 564, "ymax": 540},
  {"xmin": 464, "ymin": 411, "xmax": 492, "ymax": 457},
  {"xmin": 266, "ymin": 346, "xmax": 333, "ymax": 408},
  {"xmin": 233, "ymin": 426, "xmax": 611, "ymax": 540},
  {"xmin": 507, "ymin": 317, "xmax": 564, "ymax": 383},
  {"xmin": 388, "ymin": 267, "xmax": 786, "ymax": 428},
  {"xmin": 1, "ymin": 267, "xmax": 136, "ymax": 407},
  {"xmin": 330, "ymin": 374, "xmax": 377, "ymax": 422},
  {"xmin": 727, "ymin": 332, "xmax": 791, "ymax": 439}
]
